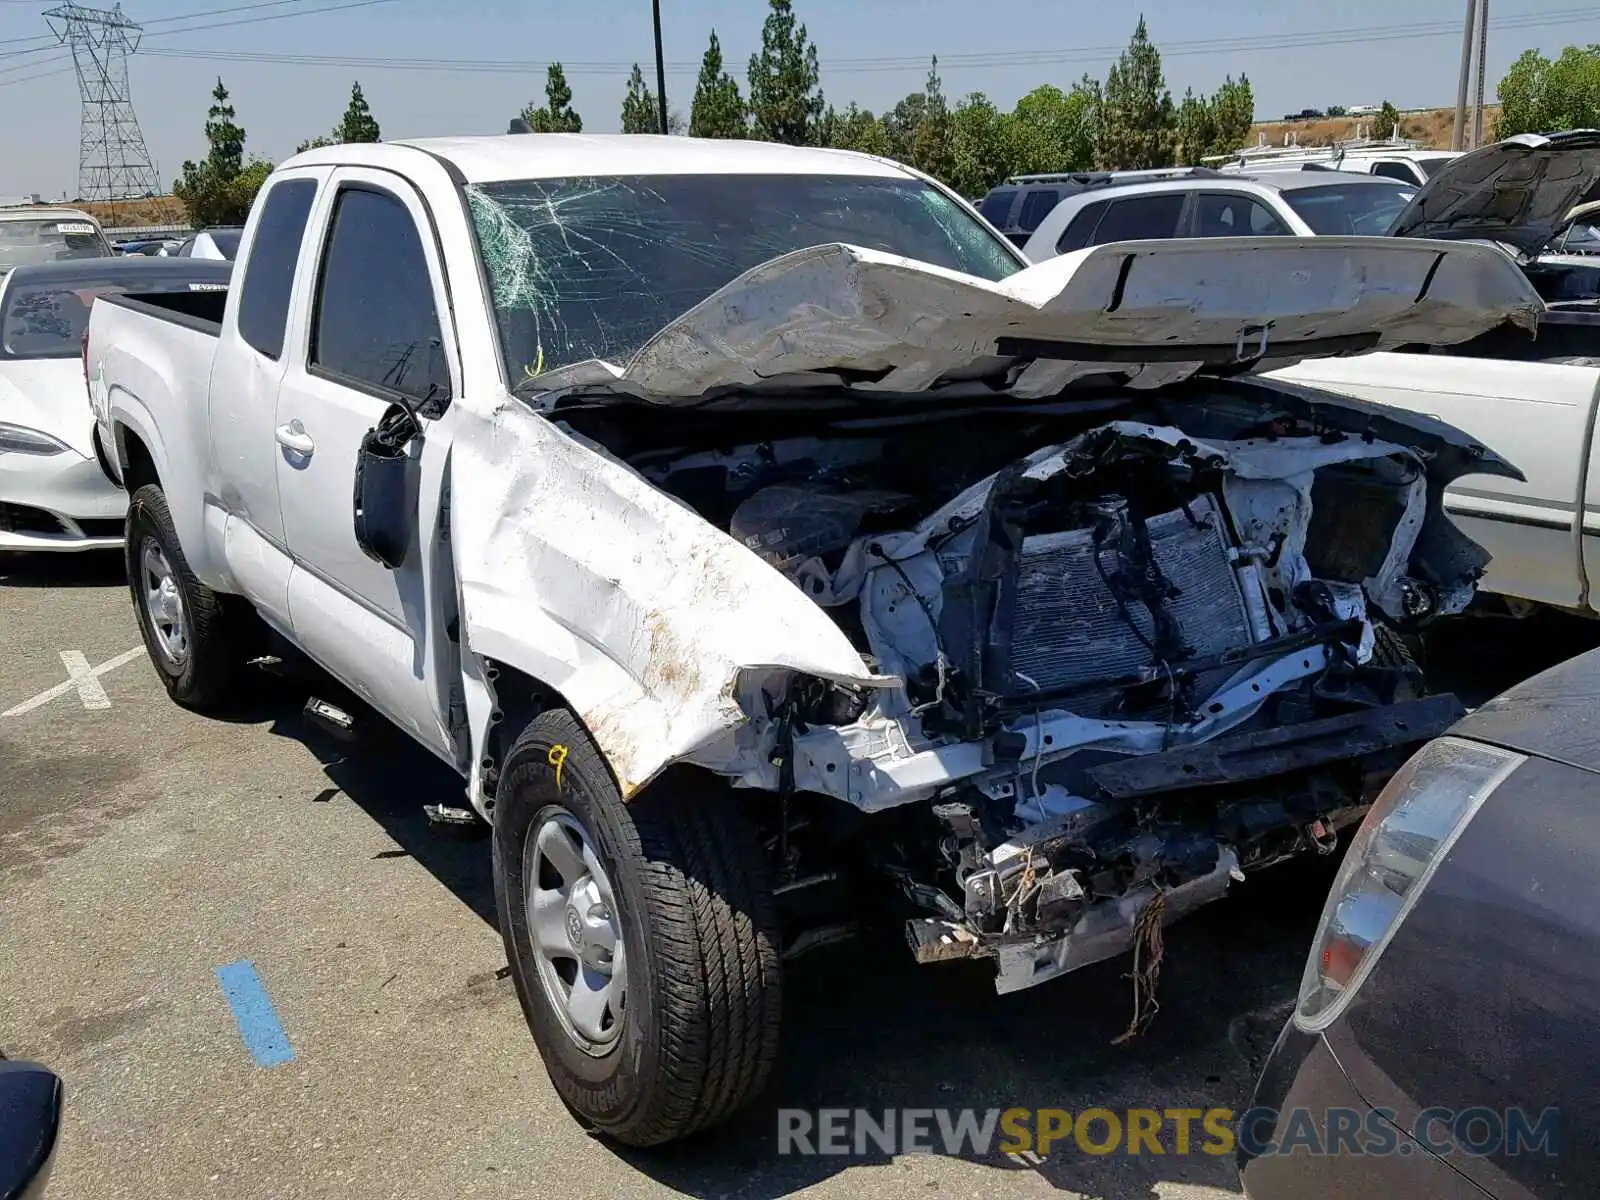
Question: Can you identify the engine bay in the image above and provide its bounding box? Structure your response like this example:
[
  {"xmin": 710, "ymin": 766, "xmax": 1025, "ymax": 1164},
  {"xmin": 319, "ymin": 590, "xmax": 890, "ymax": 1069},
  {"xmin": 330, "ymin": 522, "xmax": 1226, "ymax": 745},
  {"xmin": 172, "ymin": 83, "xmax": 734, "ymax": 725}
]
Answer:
[{"xmin": 553, "ymin": 378, "xmax": 1484, "ymax": 991}]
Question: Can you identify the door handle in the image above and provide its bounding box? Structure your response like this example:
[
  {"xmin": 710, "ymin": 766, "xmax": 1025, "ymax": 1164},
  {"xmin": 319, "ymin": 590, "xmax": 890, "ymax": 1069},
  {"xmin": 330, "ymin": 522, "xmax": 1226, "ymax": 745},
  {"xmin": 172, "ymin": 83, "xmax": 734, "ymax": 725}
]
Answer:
[{"xmin": 275, "ymin": 421, "xmax": 315, "ymax": 457}]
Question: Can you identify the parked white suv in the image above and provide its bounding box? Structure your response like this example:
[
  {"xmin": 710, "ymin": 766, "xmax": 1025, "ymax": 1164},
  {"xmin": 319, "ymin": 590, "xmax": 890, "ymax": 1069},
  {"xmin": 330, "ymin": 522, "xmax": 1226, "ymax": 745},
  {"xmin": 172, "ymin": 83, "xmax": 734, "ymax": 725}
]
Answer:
[
  {"xmin": 1218, "ymin": 147, "xmax": 1461, "ymax": 187},
  {"xmin": 1021, "ymin": 168, "xmax": 1417, "ymax": 262}
]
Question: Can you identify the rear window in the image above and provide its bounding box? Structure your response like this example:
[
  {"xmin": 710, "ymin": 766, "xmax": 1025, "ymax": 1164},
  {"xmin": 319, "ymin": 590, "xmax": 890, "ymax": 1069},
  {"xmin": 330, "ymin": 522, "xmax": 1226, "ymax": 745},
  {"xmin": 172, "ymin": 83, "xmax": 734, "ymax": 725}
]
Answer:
[
  {"xmin": 0, "ymin": 270, "xmax": 223, "ymax": 358},
  {"xmin": 1016, "ymin": 189, "xmax": 1062, "ymax": 233},
  {"xmin": 1057, "ymin": 200, "xmax": 1110, "ymax": 253},
  {"xmin": 0, "ymin": 217, "xmax": 111, "ymax": 273},
  {"xmin": 1282, "ymin": 182, "xmax": 1416, "ymax": 235},
  {"xmin": 1370, "ymin": 161, "xmax": 1420, "ymax": 183},
  {"xmin": 237, "ymin": 179, "xmax": 317, "ymax": 360},
  {"xmin": 978, "ymin": 188, "xmax": 1017, "ymax": 226}
]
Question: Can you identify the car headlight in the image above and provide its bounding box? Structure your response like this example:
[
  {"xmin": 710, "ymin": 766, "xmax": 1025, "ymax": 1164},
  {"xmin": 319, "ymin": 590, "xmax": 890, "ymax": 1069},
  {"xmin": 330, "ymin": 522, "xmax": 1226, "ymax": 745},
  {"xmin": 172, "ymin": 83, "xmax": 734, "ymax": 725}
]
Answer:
[
  {"xmin": 0, "ymin": 423, "xmax": 71, "ymax": 456},
  {"xmin": 1295, "ymin": 735, "xmax": 1525, "ymax": 1032}
]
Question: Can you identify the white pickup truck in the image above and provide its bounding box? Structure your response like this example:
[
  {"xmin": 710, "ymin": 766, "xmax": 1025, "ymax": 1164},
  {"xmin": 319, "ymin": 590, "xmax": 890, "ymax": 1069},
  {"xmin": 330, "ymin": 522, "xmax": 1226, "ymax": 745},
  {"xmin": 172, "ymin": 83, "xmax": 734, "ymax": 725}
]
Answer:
[
  {"xmin": 1272, "ymin": 131, "xmax": 1600, "ymax": 616},
  {"xmin": 87, "ymin": 134, "xmax": 1539, "ymax": 1146}
]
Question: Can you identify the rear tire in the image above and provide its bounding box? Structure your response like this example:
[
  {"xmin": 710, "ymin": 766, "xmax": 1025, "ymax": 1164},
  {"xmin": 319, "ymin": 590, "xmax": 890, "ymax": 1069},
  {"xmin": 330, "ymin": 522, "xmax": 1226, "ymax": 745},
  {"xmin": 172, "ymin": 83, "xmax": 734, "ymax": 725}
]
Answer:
[
  {"xmin": 126, "ymin": 484, "xmax": 256, "ymax": 711},
  {"xmin": 493, "ymin": 709, "xmax": 783, "ymax": 1147}
]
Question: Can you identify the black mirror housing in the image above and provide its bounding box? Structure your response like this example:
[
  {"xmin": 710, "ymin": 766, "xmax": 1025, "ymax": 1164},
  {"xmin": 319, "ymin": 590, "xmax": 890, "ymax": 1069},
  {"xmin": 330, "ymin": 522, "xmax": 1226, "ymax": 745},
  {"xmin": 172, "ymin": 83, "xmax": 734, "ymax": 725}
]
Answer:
[
  {"xmin": 0, "ymin": 1060, "xmax": 63, "ymax": 1200},
  {"xmin": 353, "ymin": 403, "xmax": 421, "ymax": 570}
]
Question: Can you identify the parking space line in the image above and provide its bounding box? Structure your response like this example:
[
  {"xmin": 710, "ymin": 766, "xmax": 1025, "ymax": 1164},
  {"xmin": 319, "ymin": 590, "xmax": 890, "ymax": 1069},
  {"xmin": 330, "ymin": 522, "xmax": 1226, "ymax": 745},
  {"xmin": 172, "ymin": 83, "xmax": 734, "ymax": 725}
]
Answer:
[
  {"xmin": 214, "ymin": 961, "xmax": 295, "ymax": 1068},
  {"xmin": 1, "ymin": 646, "xmax": 143, "ymax": 717},
  {"xmin": 60, "ymin": 650, "xmax": 112, "ymax": 711}
]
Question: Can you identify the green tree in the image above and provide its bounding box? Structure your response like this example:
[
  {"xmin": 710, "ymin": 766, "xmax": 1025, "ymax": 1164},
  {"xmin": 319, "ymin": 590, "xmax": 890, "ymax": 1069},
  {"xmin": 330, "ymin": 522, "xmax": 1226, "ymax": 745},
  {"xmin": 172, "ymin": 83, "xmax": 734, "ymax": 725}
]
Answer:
[
  {"xmin": 1377, "ymin": 99, "xmax": 1401, "ymax": 137},
  {"xmin": 1495, "ymin": 45, "xmax": 1600, "ymax": 137},
  {"xmin": 1175, "ymin": 88, "xmax": 1217, "ymax": 166},
  {"xmin": 336, "ymin": 81, "xmax": 381, "ymax": 143},
  {"xmin": 174, "ymin": 78, "xmax": 266, "ymax": 226},
  {"xmin": 621, "ymin": 63, "xmax": 660, "ymax": 133},
  {"xmin": 523, "ymin": 63, "xmax": 582, "ymax": 132},
  {"xmin": 296, "ymin": 134, "xmax": 336, "ymax": 153},
  {"xmin": 909, "ymin": 57, "xmax": 954, "ymax": 181},
  {"xmin": 747, "ymin": 0, "xmax": 824, "ymax": 145},
  {"xmin": 1097, "ymin": 16, "xmax": 1175, "ymax": 169},
  {"xmin": 825, "ymin": 103, "xmax": 892, "ymax": 156},
  {"xmin": 1005, "ymin": 80, "xmax": 1098, "ymax": 176},
  {"xmin": 948, "ymin": 92, "xmax": 1011, "ymax": 196},
  {"xmin": 882, "ymin": 91, "xmax": 927, "ymax": 163},
  {"xmin": 689, "ymin": 30, "xmax": 746, "ymax": 138},
  {"xmin": 1210, "ymin": 75, "xmax": 1254, "ymax": 155}
]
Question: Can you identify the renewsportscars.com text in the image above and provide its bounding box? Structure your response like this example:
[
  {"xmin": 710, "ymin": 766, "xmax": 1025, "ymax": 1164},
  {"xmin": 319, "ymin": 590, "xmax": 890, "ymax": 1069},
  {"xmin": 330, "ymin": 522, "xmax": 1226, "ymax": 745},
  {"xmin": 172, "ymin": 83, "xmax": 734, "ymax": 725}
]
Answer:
[{"xmin": 777, "ymin": 1106, "xmax": 1560, "ymax": 1159}]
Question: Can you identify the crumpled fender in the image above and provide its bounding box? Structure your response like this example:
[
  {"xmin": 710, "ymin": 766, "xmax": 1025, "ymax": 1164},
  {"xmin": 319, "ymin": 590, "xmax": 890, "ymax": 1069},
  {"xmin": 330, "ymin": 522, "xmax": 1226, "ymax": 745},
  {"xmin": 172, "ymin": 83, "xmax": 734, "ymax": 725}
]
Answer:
[{"xmin": 448, "ymin": 393, "xmax": 894, "ymax": 799}]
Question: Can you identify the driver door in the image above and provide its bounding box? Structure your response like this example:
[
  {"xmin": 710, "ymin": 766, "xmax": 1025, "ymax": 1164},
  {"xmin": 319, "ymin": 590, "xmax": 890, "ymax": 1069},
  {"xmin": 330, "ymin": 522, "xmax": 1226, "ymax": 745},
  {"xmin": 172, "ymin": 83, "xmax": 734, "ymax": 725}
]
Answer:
[{"xmin": 274, "ymin": 169, "xmax": 461, "ymax": 758}]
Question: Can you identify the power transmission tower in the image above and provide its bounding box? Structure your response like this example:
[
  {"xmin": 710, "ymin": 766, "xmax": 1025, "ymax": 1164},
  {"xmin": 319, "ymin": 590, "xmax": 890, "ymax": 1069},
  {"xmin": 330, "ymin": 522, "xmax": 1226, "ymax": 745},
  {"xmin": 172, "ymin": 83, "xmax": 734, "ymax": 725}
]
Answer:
[{"xmin": 44, "ymin": 2, "xmax": 161, "ymax": 201}]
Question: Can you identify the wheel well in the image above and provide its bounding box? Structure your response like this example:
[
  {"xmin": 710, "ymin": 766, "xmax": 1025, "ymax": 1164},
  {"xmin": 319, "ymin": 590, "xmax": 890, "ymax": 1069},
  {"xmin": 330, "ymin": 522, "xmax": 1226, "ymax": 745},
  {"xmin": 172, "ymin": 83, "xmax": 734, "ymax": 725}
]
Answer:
[
  {"xmin": 482, "ymin": 660, "xmax": 558, "ymax": 807},
  {"xmin": 118, "ymin": 427, "xmax": 159, "ymax": 495}
]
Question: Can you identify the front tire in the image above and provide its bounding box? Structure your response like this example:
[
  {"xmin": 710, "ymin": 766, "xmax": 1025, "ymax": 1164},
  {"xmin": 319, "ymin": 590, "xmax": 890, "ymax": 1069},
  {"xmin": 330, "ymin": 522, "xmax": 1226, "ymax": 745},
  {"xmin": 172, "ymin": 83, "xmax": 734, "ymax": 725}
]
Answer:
[
  {"xmin": 493, "ymin": 709, "xmax": 783, "ymax": 1147},
  {"xmin": 126, "ymin": 484, "xmax": 255, "ymax": 711}
]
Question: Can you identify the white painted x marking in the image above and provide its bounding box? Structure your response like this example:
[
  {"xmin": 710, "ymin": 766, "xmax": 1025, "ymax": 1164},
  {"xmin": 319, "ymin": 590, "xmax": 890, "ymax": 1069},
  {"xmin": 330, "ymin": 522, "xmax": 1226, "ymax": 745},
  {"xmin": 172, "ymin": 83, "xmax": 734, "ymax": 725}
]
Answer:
[{"xmin": 2, "ymin": 647, "xmax": 145, "ymax": 717}]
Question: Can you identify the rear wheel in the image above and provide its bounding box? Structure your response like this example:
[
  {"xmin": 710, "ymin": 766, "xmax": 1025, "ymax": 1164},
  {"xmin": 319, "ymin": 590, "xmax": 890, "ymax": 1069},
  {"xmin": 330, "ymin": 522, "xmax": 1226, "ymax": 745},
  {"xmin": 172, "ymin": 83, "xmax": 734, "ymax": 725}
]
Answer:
[
  {"xmin": 493, "ymin": 709, "xmax": 783, "ymax": 1147},
  {"xmin": 126, "ymin": 484, "xmax": 256, "ymax": 711}
]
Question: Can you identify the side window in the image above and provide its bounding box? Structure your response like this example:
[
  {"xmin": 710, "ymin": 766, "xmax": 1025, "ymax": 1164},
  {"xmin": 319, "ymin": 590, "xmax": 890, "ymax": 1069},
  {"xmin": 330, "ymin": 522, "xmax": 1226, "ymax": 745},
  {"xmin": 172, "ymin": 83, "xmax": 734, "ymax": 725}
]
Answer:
[
  {"xmin": 1017, "ymin": 189, "xmax": 1062, "ymax": 233},
  {"xmin": 1090, "ymin": 194, "xmax": 1186, "ymax": 244},
  {"xmin": 237, "ymin": 179, "xmax": 317, "ymax": 360},
  {"xmin": 310, "ymin": 186, "xmax": 449, "ymax": 403},
  {"xmin": 1371, "ymin": 161, "xmax": 1417, "ymax": 183},
  {"xmin": 1056, "ymin": 200, "xmax": 1110, "ymax": 253},
  {"xmin": 978, "ymin": 188, "xmax": 1017, "ymax": 227},
  {"xmin": 1195, "ymin": 194, "xmax": 1290, "ymax": 237},
  {"xmin": 175, "ymin": 238, "xmax": 196, "ymax": 257}
]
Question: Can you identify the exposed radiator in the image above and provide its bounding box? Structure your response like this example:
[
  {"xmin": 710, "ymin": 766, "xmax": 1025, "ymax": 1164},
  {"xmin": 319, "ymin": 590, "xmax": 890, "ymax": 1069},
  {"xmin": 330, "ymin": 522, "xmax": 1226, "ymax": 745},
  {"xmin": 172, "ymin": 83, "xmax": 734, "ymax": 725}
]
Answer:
[{"xmin": 1004, "ymin": 495, "xmax": 1255, "ymax": 715}]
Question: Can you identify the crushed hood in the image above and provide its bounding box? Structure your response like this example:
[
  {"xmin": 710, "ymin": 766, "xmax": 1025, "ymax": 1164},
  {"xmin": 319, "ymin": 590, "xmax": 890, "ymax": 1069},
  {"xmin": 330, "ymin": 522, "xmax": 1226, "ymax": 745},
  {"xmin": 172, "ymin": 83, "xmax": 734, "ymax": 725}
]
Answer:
[
  {"xmin": 1389, "ymin": 130, "xmax": 1600, "ymax": 256},
  {"xmin": 526, "ymin": 237, "xmax": 1541, "ymax": 404},
  {"xmin": 0, "ymin": 359, "xmax": 95, "ymax": 457}
]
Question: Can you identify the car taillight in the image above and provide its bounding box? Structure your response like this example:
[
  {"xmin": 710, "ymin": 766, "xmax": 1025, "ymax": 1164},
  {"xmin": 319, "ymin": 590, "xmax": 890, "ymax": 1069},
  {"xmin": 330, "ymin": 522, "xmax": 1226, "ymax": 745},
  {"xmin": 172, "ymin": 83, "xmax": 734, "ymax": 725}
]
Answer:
[
  {"xmin": 81, "ymin": 330, "xmax": 90, "ymax": 386},
  {"xmin": 1294, "ymin": 735, "xmax": 1524, "ymax": 1032}
]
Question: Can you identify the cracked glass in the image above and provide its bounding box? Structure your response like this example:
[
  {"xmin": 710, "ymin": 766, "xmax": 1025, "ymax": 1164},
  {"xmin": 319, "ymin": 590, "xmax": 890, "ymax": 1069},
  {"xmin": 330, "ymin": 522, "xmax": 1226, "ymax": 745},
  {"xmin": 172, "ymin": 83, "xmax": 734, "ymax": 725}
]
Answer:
[{"xmin": 466, "ymin": 173, "xmax": 1021, "ymax": 384}]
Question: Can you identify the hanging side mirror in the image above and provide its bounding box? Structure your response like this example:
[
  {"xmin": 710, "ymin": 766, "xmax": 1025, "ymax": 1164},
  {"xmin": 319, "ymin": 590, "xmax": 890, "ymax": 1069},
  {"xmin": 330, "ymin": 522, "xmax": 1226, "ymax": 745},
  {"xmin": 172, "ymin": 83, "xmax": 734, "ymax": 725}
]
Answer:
[{"xmin": 353, "ymin": 401, "xmax": 421, "ymax": 570}]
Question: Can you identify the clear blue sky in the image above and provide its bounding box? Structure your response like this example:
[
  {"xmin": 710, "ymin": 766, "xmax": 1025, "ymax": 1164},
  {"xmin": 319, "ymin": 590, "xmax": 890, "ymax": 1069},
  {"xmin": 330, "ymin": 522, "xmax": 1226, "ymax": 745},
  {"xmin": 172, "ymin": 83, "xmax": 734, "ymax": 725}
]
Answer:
[{"xmin": 0, "ymin": 0, "xmax": 1594, "ymax": 199}]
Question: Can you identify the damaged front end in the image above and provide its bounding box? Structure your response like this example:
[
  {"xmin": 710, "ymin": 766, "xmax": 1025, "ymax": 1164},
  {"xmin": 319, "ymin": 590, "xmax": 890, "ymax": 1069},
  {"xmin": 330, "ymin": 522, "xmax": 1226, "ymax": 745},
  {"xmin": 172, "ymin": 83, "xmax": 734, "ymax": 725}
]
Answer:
[
  {"xmin": 452, "ymin": 236, "xmax": 1532, "ymax": 998},
  {"xmin": 598, "ymin": 391, "xmax": 1483, "ymax": 996}
]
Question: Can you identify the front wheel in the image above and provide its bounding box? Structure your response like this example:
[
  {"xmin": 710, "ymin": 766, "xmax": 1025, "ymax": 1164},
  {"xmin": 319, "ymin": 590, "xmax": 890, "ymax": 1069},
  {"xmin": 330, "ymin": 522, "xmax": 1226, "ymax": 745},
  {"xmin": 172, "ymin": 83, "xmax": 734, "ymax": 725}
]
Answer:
[{"xmin": 493, "ymin": 709, "xmax": 783, "ymax": 1147}]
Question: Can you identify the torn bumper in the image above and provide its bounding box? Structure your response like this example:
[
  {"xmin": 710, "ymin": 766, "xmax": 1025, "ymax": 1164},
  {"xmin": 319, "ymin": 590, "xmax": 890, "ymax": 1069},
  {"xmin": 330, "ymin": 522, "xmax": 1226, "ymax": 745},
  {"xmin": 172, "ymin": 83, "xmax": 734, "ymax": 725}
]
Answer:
[{"xmin": 901, "ymin": 693, "xmax": 1463, "ymax": 994}]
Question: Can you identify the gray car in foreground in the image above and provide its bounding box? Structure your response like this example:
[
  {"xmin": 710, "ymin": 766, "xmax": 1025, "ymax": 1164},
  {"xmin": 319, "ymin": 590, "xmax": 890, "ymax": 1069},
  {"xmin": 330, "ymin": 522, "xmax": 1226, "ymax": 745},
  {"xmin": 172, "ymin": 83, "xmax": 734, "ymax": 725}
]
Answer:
[{"xmin": 1243, "ymin": 644, "xmax": 1600, "ymax": 1198}]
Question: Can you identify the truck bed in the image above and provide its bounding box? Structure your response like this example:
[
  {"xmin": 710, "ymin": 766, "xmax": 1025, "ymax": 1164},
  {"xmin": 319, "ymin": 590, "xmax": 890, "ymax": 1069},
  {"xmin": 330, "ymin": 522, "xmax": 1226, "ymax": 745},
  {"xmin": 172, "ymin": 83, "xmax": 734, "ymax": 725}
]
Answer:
[{"xmin": 101, "ymin": 286, "xmax": 227, "ymax": 337}]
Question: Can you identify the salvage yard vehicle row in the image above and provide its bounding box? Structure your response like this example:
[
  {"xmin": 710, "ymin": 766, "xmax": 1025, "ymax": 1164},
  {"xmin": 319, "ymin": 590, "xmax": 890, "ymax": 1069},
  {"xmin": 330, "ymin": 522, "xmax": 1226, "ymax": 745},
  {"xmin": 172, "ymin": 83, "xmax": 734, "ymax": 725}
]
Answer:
[{"xmin": 85, "ymin": 132, "xmax": 1540, "ymax": 1146}]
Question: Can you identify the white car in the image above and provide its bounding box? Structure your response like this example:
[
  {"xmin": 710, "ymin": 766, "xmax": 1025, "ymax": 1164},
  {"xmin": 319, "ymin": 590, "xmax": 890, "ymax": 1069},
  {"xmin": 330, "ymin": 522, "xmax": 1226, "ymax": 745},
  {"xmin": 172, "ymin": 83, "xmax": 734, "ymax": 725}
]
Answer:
[
  {"xmin": 87, "ymin": 134, "xmax": 1535, "ymax": 1146},
  {"xmin": 1020, "ymin": 168, "xmax": 1417, "ymax": 262},
  {"xmin": 0, "ymin": 257, "xmax": 231, "ymax": 552},
  {"xmin": 0, "ymin": 207, "xmax": 114, "ymax": 279},
  {"xmin": 1217, "ymin": 145, "xmax": 1461, "ymax": 187},
  {"xmin": 1270, "ymin": 130, "xmax": 1600, "ymax": 617}
]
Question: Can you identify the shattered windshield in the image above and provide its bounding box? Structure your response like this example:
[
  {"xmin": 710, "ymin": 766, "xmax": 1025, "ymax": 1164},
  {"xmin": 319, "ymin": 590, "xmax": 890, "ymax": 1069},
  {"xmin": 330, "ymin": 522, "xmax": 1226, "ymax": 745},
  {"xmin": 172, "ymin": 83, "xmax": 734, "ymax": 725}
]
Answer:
[{"xmin": 466, "ymin": 174, "xmax": 1021, "ymax": 382}]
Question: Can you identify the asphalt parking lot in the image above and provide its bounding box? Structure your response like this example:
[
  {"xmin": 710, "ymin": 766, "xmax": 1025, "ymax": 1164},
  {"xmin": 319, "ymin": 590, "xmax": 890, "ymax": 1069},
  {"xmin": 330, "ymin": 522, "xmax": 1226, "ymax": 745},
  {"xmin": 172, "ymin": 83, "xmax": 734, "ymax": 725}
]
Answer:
[{"xmin": 4, "ymin": 551, "xmax": 1595, "ymax": 1200}]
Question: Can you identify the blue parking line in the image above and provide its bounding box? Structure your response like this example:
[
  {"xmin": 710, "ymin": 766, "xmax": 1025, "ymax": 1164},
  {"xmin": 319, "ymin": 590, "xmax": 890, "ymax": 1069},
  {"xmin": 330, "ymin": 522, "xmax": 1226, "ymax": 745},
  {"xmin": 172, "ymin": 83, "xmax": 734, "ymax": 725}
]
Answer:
[{"xmin": 214, "ymin": 960, "xmax": 295, "ymax": 1068}]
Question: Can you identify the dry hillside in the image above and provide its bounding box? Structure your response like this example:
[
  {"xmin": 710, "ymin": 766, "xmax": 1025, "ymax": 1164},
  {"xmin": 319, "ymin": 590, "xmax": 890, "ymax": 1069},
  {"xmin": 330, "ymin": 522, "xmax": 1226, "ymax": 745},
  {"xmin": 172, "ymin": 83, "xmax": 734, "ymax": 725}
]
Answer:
[
  {"xmin": 1246, "ymin": 105, "xmax": 1499, "ymax": 152},
  {"xmin": 76, "ymin": 195, "xmax": 187, "ymax": 228}
]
